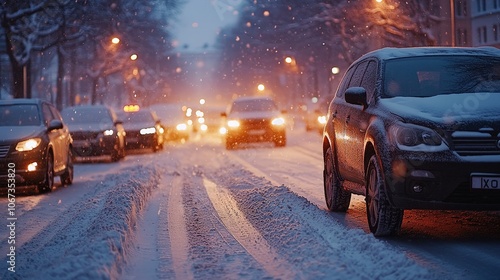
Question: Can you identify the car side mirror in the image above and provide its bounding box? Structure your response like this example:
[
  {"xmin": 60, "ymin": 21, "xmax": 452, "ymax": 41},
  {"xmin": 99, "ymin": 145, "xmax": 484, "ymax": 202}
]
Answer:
[
  {"xmin": 345, "ymin": 87, "xmax": 368, "ymax": 109},
  {"xmin": 48, "ymin": 119, "xmax": 63, "ymax": 131}
]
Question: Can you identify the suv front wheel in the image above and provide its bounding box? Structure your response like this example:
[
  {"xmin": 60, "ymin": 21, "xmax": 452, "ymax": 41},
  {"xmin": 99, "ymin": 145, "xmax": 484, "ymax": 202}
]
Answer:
[
  {"xmin": 365, "ymin": 155, "xmax": 403, "ymax": 236},
  {"xmin": 324, "ymin": 147, "xmax": 351, "ymax": 211}
]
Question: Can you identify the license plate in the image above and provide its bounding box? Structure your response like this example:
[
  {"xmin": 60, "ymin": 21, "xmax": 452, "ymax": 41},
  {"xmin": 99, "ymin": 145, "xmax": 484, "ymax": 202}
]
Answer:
[
  {"xmin": 247, "ymin": 129, "xmax": 265, "ymax": 135},
  {"xmin": 471, "ymin": 174, "xmax": 500, "ymax": 190},
  {"xmin": 74, "ymin": 140, "xmax": 90, "ymax": 148}
]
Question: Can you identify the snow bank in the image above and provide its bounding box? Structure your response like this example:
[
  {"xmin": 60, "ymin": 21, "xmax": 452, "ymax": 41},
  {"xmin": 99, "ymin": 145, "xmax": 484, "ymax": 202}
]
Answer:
[{"xmin": 4, "ymin": 165, "xmax": 160, "ymax": 280}]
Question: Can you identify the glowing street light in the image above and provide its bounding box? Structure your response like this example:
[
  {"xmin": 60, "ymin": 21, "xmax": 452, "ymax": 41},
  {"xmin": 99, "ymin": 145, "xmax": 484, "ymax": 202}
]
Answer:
[
  {"xmin": 331, "ymin": 67, "xmax": 340, "ymax": 75},
  {"xmin": 285, "ymin": 56, "xmax": 293, "ymax": 64},
  {"xmin": 257, "ymin": 84, "xmax": 265, "ymax": 92},
  {"xmin": 130, "ymin": 54, "xmax": 138, "ymax": 61},
  {"xmin": 111, "ymin": 37, "xmax": 120, "ymax": 44}
]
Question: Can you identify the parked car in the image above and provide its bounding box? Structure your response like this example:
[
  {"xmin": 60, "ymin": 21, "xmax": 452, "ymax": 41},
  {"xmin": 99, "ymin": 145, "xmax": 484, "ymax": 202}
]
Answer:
[
  {"xmin": 221, "ymin": 96, "xmax": 287, "ymax": 149},
  {"xmin": 148, "ymin": 103, "xmax": 191, "ymax": 142},
  {"xmin": 322, "ymin": 47, "xmax": 500, "ymax": 236},
  {"xmin": 61, "ymin": 105, "xmax": 126, "ymax": 162},
  {"xmin": 119, "ymin": 108, "xmax": 164, "ymax": 152},
  {"xmin": 0, "ymin": 98, "xmax": 73, "ymax": 193}
]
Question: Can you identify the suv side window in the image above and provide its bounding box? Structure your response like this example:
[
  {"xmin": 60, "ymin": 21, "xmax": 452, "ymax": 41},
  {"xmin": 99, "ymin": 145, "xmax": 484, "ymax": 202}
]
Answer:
[
  {"xmin": 348, "ymin": 60, "xmax": 368, "ymax": 88},
  {"xmin": 360, "ymin": 60, "xmax": 378, "ymax": 103},
  {"xmin": 336, "ymin": 66, "xmax": 356, "ymax": 98}
]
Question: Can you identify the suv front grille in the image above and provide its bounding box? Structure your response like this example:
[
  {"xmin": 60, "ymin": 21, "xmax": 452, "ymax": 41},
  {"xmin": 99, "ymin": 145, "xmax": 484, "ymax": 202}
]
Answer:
[
  {"xmin": 452, "ymin": 136, "xmax": 500, "ymax": 156},
  {"xmin": 0, "ymin": 145, "xmax": 9, "ymax": 158}
]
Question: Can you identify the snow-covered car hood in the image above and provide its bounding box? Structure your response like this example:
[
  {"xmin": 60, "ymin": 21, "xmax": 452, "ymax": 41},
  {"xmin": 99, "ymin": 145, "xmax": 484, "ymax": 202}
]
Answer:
[
  {"xmin": 0, "ymin": 126, "xmax": 45, "ymax": 143},
  {"xmin": 228, "ymin": 110, "xmax": 281, "ymax": 120},
  {"xmin": 378, "ymin": 93, "xmax": 500, "ymax": 129}
]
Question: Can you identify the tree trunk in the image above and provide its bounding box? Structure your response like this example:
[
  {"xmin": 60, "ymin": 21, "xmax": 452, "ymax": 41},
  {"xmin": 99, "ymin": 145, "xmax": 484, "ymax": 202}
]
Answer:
[{"xmin": 56, "ymin": 45, "xmax": 64, "ymax": 110}]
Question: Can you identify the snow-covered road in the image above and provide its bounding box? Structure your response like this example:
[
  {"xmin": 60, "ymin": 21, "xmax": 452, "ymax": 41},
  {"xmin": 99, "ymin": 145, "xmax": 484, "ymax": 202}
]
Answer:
[{"xmin": 2, "ymin": 122, "xmax": 500, "ymax": 279}]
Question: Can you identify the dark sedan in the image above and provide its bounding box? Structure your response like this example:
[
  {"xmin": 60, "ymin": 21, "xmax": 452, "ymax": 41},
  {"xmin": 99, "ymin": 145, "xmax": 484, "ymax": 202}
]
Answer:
[
  {"xmin": 0, "ymin": 98, "xmax": 73, "ymax": 193},
  {"xmin": 61, "ymin": 105, "xmax": 126, "ymax": 162},
  {"xmin": 322, "ymin": 47, "xmax": 500, "ymax": 236}
]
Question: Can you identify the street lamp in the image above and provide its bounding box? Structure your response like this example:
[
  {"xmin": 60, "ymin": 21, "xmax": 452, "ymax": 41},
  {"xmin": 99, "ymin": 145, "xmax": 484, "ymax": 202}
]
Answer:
[{"xmin": 450, "ymin": 0, "xmax": 456, "ymax": 47}]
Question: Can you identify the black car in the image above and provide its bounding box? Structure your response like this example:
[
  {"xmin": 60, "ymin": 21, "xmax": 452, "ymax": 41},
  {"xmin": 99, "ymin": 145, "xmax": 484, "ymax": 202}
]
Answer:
[
  {"xmin": 148, "ymin": 103, "xmax": 191, "ymax": 142},
  {"xmin": 221, "ymin": 96, "xmax": 287, "ymax": 150},
  {"xmin": 61, "ymin": 105, "xmax": 126, "ymax": 162},
  {"xmin": 119, "ymin": 108, "xmax": 164, "ymax": 152},
  {"xmin": 322, "ymin": 47, "xmax": 500, "ymax": 236},
  {"xmin": 0, "ymin": 98, "xmax": 74, "ymax": 193}
]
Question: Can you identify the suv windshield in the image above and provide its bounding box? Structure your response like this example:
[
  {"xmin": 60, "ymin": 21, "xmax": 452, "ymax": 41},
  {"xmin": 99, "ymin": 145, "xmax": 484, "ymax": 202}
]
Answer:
[
  {"xmin": 231, "ymin": 99, "xmax": 278, "ymax": 113},
  {"xmin": 122, "ymin": 111, "xmax": 154, "ymax": 123},
  {"xmin": 0, "ymin": 105, "xmax": 41, "ymax": 126},
  {"xmin": 383, "ymin": 56, "xmax": 500, "ymax": 98}
]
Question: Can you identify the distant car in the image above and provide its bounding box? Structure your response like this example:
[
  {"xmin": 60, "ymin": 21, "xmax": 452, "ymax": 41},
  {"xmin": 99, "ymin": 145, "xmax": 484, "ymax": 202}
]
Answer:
[
  {"xmin": 322, "ymin": 47, "xmax": 500, "ymax": 236},
  {"xmin": 0, "ymin": 98, "xmax": 73, "ymax": 193},
  {"xmin": 61, "ymin": 105, "xmax": 126, "ymax": 162},
  {"xmin": 221, "ymin": 96, "xmax": 287, "ymax": 149},
  {"xmin": 148, "ymin": 103, "xmax": 191, "ymax": 142},
  {"xmin": 304, "ymin": 98, "xmax": 330, "ymax": 134},
  {"xmin": 119, "ymin": 108, "xmax": 164, "ymax": 152}
]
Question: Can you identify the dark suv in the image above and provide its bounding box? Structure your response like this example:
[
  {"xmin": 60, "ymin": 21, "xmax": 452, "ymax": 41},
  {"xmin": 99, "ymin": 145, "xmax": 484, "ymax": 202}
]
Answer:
[
  {"xmin": 0, "ymin": 98, "xmax": 74, "ymax": 193},
  {"xmin": 322, "ymin": 47, "xmax": 500, "ymax": 236}
]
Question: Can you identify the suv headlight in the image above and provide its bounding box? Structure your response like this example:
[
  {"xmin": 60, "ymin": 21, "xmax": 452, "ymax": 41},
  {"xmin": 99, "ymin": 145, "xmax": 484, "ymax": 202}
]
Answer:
[
  {"xmin": 389, "ymin": 123, "xmax": 447, "ymax": 152},
  {"xmin": 16, "ymin": 138, "xmax": 42, "ymax": 151}
]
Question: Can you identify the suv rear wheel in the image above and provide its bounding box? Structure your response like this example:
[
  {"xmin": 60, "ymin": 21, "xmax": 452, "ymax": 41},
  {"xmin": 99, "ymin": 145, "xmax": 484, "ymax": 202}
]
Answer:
[{"xmin": 324, "ymin": 147, "xmax": 351, "ymax": 211}]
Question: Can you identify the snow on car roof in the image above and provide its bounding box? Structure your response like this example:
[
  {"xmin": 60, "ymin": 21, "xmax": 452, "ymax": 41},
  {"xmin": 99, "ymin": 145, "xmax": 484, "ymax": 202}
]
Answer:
[{"xmin": 355, "ymin": 46, "xmax": 500, "ymax": 64}]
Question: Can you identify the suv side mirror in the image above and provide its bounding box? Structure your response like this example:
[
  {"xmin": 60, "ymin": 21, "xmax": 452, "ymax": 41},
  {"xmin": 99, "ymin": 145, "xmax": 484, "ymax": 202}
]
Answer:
[
  {"xmin": 48, "ymin": 119, "xmax": 63, "ymax": 131},
  {"xmin": 345, "ymin": 87, "xmax": 367, "ymax": 109}
]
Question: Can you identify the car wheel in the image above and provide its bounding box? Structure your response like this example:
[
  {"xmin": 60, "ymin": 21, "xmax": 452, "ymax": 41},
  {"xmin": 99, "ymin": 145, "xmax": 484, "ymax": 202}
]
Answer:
[
  {"xmin": 39, "ymin": 152, "xmax": 54, "ymax": 193},
  {"xmin": 60, "ymin": 148, "xmax": 74, "ymax": 185},
  {"xmin": 365, "ymin": 155, "xmax": 403, "ymax": 237},
  {"xmin": 324, "ymin": 147, "xmax": 351, "ymax": 211}
]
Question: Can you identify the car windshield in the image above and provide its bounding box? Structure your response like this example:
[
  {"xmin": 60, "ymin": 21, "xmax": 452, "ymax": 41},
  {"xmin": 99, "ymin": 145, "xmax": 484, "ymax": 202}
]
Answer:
[
  {"xmin": 0, "ymin": 104, "xmax": 41, "ymax": 126},
  {"xmin": 61, "ymin": 107, "xmax": 113, "ymax": 124},
  {"xmin": 383, "ymin": 56, "xmax": 500, "ymax": 98},
  {"xmin": 121, "ymin": 111, "xmax": 154, "ymax": 123},
  {"xmin": 230, "ymin": 99, "xmax": 278, "ymax": 113}
]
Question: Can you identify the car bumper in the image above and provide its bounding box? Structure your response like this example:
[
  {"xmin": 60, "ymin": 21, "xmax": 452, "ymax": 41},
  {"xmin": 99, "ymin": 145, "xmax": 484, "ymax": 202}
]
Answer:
[
  {"xmin": 0, "ymin": 153, "xmax": 47, "ymax": 188},
  {"xmin": 385, "ymin": 152, "xmax": 500, "ymax": 210},
  {"xmin": 72, "ymin": 137, "xmax": 117, "ymax": 157},
  {"xmin": 125, "ymin": 133, "xmax": 156, "ymax": 149},
  {"xmin": 227, "ymin": 127, "xmax": 286, "ymax": 143}
]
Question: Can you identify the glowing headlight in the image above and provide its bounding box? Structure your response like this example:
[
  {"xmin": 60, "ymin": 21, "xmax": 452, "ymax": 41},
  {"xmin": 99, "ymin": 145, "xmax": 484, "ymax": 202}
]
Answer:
[
  {"xmin": 219, "ymin": 127, "xmax": 227, "ymax": 135},
  {"xmin": 176, "ymin": 123, "xmax": 187, "ymax": 131},
  {"xmin": 271, "ymin": 117, "xmax": 285, "ymax": 126},
  {"xmin": 200, "ymin": 124, "xmax": 208, "ymax": 131},
  {"xmin": 103, "ymin": 129, "xmax": 114, "ymax": 136},
  {"xmin": 140, "ymin": 127, "xmax": 156, "ymax": 135},
  {"xmin": 389, "ymin": 123, "xmax": 447, "ymax": 152},
  {"xmin": 227, "ymin": 120, "xmax": 240, "ymax": 128},
  {"xmin": 317, "ymin": 115, "xmax": 327, "ymax": 125},
  {"xmin": 16, "ymin": 138, "xmax": 42, "ymax": 151}
]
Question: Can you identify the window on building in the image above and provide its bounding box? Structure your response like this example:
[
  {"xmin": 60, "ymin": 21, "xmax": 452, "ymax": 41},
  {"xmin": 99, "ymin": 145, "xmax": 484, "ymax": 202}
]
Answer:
[
  {"xmin": 457, "ymin": 1, "xmax": 462, "ymax": 16},
  {"xmin": 478, "ymin": 27, "xmax": 482, "ymax": 43},
  {"xmin": 494, "ymin": 0, "xmax": 498, "ymax": 9},
  {"xmin": 483, "ymin": 26, "xmax": 488, "ymax": 42},
  {"xmin": 494, "ymin": 25, "xmax": 498, "ymax": 41}
]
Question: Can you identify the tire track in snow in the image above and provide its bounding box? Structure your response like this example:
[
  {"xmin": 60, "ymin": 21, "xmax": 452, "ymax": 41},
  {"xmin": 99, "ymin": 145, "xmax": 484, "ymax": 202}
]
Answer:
[
  {"xmin": 203, "ymin": 177, "xmax": 297, "ymax": 279},
  {"xmin": 167, "ymin": 174, "xmax": 193, "ymax": 280}
]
